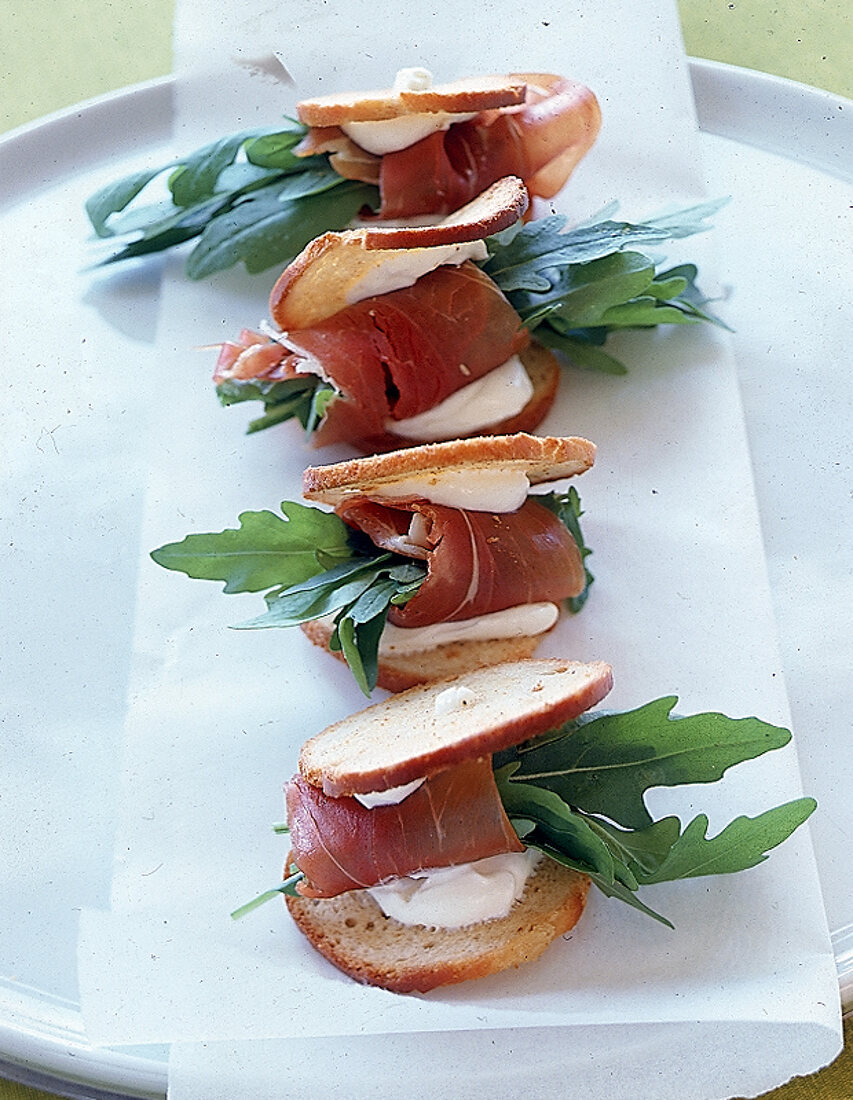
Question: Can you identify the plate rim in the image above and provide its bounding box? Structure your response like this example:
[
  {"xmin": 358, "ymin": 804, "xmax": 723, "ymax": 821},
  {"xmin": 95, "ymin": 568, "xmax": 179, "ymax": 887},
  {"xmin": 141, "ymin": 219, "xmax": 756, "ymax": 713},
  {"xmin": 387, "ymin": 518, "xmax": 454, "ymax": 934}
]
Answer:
[{"xmin": 0, "ymin": 56, "xmax": 849, "ymax": 1100}]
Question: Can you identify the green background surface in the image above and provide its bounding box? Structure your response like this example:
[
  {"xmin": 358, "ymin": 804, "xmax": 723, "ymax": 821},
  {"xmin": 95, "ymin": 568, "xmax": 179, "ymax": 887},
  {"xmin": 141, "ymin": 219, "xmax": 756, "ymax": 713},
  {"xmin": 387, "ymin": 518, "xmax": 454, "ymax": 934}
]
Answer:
[
  {"xmin": 1, "ymin": 0, "xmax": 851, "ymax": 132},
  {"xmin": 1, "ymin": 1, "xmax": 850, "ymax": 1097}
]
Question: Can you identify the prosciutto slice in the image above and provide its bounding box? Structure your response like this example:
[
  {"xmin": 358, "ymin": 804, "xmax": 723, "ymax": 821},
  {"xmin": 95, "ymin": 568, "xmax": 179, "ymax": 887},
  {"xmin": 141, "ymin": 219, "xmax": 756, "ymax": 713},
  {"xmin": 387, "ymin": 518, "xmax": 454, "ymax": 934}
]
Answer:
[
  {"xmin": 337, "ymin": 497, "xmax": 585, "ymax": 628},
  {"xmin": 286, "ymin": 757, "xmax": 523, "ymax": 898},
  {"xmin": 214, "ymin": 263, "xmax": 527, "ymax": 449},
  {"xmin": 378, "ymin": 75, "xmax": 601, "ymax": 218},
  {"xmin": 284, "ymin": 262, "xmax": 526, "ymax": 431}
]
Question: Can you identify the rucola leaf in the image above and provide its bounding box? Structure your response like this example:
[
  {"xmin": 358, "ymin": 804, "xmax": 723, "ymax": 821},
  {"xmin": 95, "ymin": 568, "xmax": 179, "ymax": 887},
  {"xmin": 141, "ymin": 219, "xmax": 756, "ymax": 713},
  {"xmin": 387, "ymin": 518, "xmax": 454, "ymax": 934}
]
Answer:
[
  {"xmin": 149, "ymin": 489, "xmax": 586, "ymax": 693},
  {"xmin": 149, "ymin": 502, "xmax": 352, "ymax": 592},
  {"xmin": 498, "ymin": 696, "xmax": 793, "ymax": 830},
  {"xmin": 186, "ymin": 179, "xmax": 376, "ymax": 278},
  {"xmin": 536, "ymin": 486, "xmax": 593, "ymax": 612},
  {"xmin": 85, "ymin": 165, "xmax": 174, "ymax": 237},
  {"xmin": 481, "ymin": 199, "xmax": 729, "ymax": 373},
  {"xmin": 494, "ymin": 701, "xmax": 816, "ymax": 926},
  {"xmin": 640, "ymin": 800, "xmax": 817, "ymax": 883},
  {"xmin": 169, "ymin": 130, "xmax": 262, "ymax": 208}
]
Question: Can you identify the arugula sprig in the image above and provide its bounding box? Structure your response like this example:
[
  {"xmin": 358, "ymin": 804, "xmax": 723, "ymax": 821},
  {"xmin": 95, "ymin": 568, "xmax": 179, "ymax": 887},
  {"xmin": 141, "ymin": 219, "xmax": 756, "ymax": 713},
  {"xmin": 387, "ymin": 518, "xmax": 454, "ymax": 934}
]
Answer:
[
  {"xmin": 536, "ymin": 486, "xmax": 593, "ymax": 613},
  {"xmin": 482, "ymin": 199, "xmax": 730, "ymax": 374},
  {"xmin": 493, "ymin": 696, "xmax": 815, "ymax": 925},
  {"xmin": 150, "ymin": 502, "xmax": 425, "ymax": 694},
  {"xmin": 234, "ymin": 698, "xmax": 814, "ymax": 926},
  {"xmin": 150, "ymin": 490, "xmax": 592, "ymax": 693},
  {"xmin": 216, "ymin": 374, "xmax": 336, "ymax": 435},
  {"xmin": 85, "ymin": 122, "xmax": 379, "ymax": 277}
]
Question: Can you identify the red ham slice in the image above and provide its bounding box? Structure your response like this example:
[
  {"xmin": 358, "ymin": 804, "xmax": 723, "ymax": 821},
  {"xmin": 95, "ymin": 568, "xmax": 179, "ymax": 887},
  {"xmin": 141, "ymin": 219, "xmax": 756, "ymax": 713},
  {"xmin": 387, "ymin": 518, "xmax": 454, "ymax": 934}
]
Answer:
[
  {"xmin": 337, "ymin": 497, "xmax": 585, "ymax": 628},
  {"xmin": 284, "ymin": 262, "xmax": 525, "ymax": 421},
  {"xmin": 214, "ymin": 264, "xmax": 528, "ymax": 448},
  {"xmin": 286, "ymin": 757, "xmax": 523, "ymax": 898},
  {"xmin": 378, "ymin": 75, "xmax": 601, "ymax": 218}
]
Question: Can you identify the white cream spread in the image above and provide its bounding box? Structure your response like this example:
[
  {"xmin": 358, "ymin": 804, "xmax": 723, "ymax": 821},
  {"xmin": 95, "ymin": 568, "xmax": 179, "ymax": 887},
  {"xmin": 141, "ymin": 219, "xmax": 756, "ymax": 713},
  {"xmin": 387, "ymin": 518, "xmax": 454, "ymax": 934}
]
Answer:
[
  {"xmin": 366, "ymin": 466, "xmax": 531, "ymax": 513},
  {"xmin": 344, "ymin": 239, "xmax": 487, "ymax": 305},
  {"xmin": 354, "ymin": 777, "xmax": 426, "ymax": 808},
  {"xmin": 393, "ymin": 67, "xmax": 433, "ymax": 93},
  {"xmin": 433, "ymin": 683, "xmax": 480, "ymax": 716},
  {"xmin": 342, "ymin": 112, "xmax": 476, "ymax": 156},
  {"xmin": 372, "ymin": 510, "xmax": 432, "ymax": 558},
  {"xmin": 367, "ymin": 849, "xmax": 541, "ymax": 928},
  {"xmin": 386, "ymin": 355, "xmax": 534, "ymax": 441},
  {"xmin": 341, "ymin": 68, "xmax": 476, "ymax": 155},
  {"xmin": 377, "ymin": 602, "xmax": 560, "ymax": 657}
]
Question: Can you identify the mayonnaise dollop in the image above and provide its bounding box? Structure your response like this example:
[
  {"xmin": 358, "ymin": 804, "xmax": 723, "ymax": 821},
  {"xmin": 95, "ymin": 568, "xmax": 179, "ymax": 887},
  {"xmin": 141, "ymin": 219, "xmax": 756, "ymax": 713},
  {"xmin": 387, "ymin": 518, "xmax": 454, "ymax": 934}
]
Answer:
[
  {"xmin": 367, "ymin": 849, "xmax": 541, "ymax": 928},
  {"xmin": 386, "ymin": 355, "xmax": 534, "ymax": 441},
  {"xmin": 377, "ymin": 602, "xmax": 559, "ymax": 657}
]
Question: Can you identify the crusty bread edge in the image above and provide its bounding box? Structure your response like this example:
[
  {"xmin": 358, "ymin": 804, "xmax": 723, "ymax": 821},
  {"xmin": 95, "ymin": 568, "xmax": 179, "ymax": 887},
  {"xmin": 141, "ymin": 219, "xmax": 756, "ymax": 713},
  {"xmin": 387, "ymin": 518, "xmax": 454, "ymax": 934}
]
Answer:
[
  {"xmin": 300, "ymin": 617, "xmax": 549, "ymax": 694},
  {"xmin": 269, "ymin": 177, "xmax": 528, "ymax": 331},
  {"xmin": 297, "ymin": 653, "xmax": 614, "ymax": 796},
  {"xmin": 302, "ymin": 432, "xmax": 596, "ymax": 506},
  {"xmin": 296, "ymin": 75, "xmax": 527, "ymax": 127},
  {"xmin": 285, "ymin": 855, "xmax": 590, "ymax": 993}
]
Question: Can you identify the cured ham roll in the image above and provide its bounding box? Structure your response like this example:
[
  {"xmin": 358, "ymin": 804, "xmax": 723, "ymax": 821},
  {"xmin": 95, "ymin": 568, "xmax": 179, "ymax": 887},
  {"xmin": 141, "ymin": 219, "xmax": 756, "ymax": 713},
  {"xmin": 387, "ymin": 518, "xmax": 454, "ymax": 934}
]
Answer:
[
  {"xmin": 293, "ymin": 68, "xmax": 601, "ymax": 218},
  {"xmin": 285, "ymin": 658, "xmax": 612, "ymax": 991},
  {"xmin": 150, "ymin": 432, "xmax": 596, "ymax": 695},
  {"xmin": 301, "ymin": 432, "xmax": 595, "ymax": 691},
  {"xmin": 214, "ymin": 177, "xmax": 562, "ymax": 452}
]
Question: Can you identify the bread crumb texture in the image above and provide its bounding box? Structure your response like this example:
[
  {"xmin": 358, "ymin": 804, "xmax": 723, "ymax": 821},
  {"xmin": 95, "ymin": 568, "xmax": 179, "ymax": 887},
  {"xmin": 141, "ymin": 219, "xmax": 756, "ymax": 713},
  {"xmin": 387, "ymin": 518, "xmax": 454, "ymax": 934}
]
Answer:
[{"xmin": 286, "ymin": 857, "xmax": 589, "ymax": 993}]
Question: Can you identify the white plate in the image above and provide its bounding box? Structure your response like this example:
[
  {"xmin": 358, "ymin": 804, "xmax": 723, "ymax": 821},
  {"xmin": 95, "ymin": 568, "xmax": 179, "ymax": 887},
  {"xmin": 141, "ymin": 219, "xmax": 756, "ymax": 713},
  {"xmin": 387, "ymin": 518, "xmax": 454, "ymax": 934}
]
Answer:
[{"xmin": 0, "ymin": 59, "xmax": 850, "ymax": 1099}]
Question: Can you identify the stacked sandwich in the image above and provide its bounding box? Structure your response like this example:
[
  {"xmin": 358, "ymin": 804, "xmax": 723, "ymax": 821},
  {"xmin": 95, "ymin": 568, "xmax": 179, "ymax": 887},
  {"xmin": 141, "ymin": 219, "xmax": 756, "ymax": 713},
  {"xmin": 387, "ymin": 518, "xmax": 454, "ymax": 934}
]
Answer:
[{"xmin": 152, "ymin": 69, "xmax": 814, "ymax": 994}]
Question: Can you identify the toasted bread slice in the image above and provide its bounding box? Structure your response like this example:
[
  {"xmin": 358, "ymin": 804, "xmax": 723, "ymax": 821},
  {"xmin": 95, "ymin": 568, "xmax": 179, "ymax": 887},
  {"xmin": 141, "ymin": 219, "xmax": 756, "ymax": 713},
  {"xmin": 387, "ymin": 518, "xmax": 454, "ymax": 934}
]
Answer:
[
  {"xmin": 297, "ymin": 74, "xmax": 527, "ymax": 127},
  {"xmin": 285, "ymin": 855, "xmax": 589, "ymax": 993},
  {"xmin": 300, "ymin": 617, "xmax": 549, "ymax": 693},
  {"xmin": 268, "ymin": 176, "xmax": 527, "ymax": 331},
  {"xmin": 297, "ymin": 658, "xmax": 613, "ymax": 797},
  {"xmin": 302, "ymin": 432, "xmax": 596, "ymax": 510}
]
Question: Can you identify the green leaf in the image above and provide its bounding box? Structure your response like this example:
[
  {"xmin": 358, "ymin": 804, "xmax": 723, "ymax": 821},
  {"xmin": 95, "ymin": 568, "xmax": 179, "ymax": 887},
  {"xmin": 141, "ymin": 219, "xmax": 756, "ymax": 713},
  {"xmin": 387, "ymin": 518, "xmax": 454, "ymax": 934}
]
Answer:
[
  {"xmin": 95, "ymin": 193, "xmax": 234, "ymax": 264},
  {"xmin": 85, "ymin": 165, "xmax": 174, "ymax": 237},
  {"xmin": 149, "ymin": 502, "xmax": 352, "ymax": 592},
  {"xmin": 500, "ymin": 697, "xmax": 793, "ymax": 830},
  {"xmin": 186, "ymin": 180, "xmax": 378, "ymax": 278},
  {"xmin": 304, "ymin": 385, "xmax": 338, "ymax": 435},
  {"xmin": 169, "ymin": 130, "xmax": 261, "ymax": 208},
  {"xmin": 533, "ymin": 329, "xmax": 629, "ymax": 374},
  {"xmin": 483, "ymin": 199, "xmax": 726, "ymax": 292},
  {"xmin": 334, "ymin": 608, "xmax": 390, "ymax": 696},
  {"xmin": 271, "ymin": 165, "xmax": 346, "ymax": 202},
  {"xmin": 597, "ymin": 298, "xmax": 702, "ymax": 328},
  {"xmin": 535, "ymin": 486, "xmax": 593, "ymax": 612},
  {"xmin": 240, "ymin": 565, "xmax": 381, "ymax": 628},
  {"xmin": 512, "ymin": 251, "xmax": 657, "ymax": 329},
  {"xmin": 641, "ymin": 799, "xmax": 816, "ymax": 884},
  {"xmin": 588, "ymin": 814, "xmax": 682, "ymax": 882},
  {"xmin": 497, "ymin": 767, "xmax": 619, "ymax": 885},
  {"xmin": 482, "ymin": 199, "xmax": 728, "ymax": 364},
  {"xmin": 244, "ymin": 126, "xmax": 309, "ymax": 169},
  {"xmin": 230, "ymin": 869, "xmax": 305, "ymax": 919},
  {"xmin": 84, "ymin": 119, "xmax": 378, "ymax": 276},
  {"xmin": 494, "ymin": 703, "xmax": 814, "ymax": 925},
  {"xmin": 216, "ymin": 375, "xmax": 337, "ymax": 436},
  {"xmin": 151, "ymin": 504, "xmax": 426, "ymax": 693}
]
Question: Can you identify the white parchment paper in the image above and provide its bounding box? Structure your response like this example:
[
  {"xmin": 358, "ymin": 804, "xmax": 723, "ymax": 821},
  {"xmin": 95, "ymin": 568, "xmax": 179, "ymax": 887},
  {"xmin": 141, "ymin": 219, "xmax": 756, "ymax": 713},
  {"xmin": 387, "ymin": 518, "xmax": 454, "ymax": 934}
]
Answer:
[{"xmin": 73, "ymin": 0, "xmax": 842, "ymax": 1095}]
